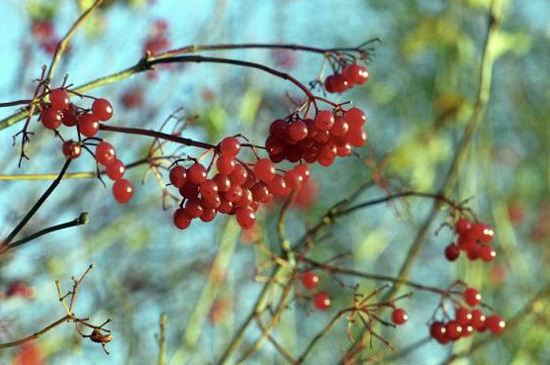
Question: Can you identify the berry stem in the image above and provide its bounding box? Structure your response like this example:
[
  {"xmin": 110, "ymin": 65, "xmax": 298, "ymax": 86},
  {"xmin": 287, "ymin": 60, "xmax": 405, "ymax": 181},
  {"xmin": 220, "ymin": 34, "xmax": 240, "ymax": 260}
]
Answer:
[
  {"xmin": 1, "ymin": 159, "xmax": 72, "ymax": 253},
  {"xmin": 99, "ymin": 124, "xmax": 216, "ymax": 150}
]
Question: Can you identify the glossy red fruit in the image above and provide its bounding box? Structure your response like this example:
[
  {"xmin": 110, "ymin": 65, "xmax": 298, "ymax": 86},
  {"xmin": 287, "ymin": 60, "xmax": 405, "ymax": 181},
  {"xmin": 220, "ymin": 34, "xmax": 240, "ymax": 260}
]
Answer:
[
  {"xmin": 444, "ymin": 243, "xmax": 460, "ymax": 261},
  {"xmin": 445, "ymin": 320, "xmax": 463, "ymax": 341},
  {"xmin": 470, "ymin": 223, "xmax": 494, "ymax": 243},
  {"xmin": 41, "ymin": 108, "xmax": 62, "ymax": 129},
  {"xmin": 348, "ymin": 126, "xmax": 367, "ymax": 147},
  {"xmin": 219, "ymin": 136, "xmax": 241, "ymax": 156},
  {"xmin": 254, "ymin": 158, "xmax": 276, "ymax": 183},
  {"xmin": 485, "ymin": 314, "xmax": 505, "ymax": 334},
  {"xmin": 455, "ymin": 306, "xmax": 472, "ymax": 326},
  {"xmin": 92, "ymin": 98, "xmax": 113, "ymax": 121},
  {"xmin": 95, "ymin": 141, "xmax": 116, "ymax": 165},
  {"xmin": 200, "ymin": 179, "xmax": 219, "ymax": 200},
  {"xmin": 470, "ymin": 309, "xmax": 486, "ymax": 331},
  {"xmin": 62, "ymin": 140, "xmax": 81, "ymax": 159},
  {"xmin": 430, "ymin": 321, "xmax": 449, "ymax": 344},
  {"xmin": 169, "ymin": 166, "xmax": 187, "ymax": 188},
  {"xmin": 478, "ymin": 245, "xmax": 496, "ymax": 262},
  {"xmin": 236, "ymin": 207, "xmax": 256, "ymax": 229},
  {"xmin": 300, "ymin": 271, "xmax": 319, "ymax": 290},
  {"xmin": 343, "ymin": 64, "xmax": 369, "ymax": 85},
  {"xmin": 112, "ymin": 179, "xmax": 134, "ymax": 203},
  {"xmin": 463, "ymin": 287, "xmax": 481, "ymax": 307},
  {"xmin": 216, "ymin": 153, "xmax": 236, "ymax": 175},
  {"xmin": 391, "ymin": 308, "xmax": 408, "ymax": 325},
  {"xmin": 79, "ymin": 113, "xmax": 100, "ymax": 137},
  {"xmin": 455, "ymin": 218, "xmax": 472, "ymax": 235},
  {"xmin": 344, "ymin": 108, "xmax": 366, "ymax": 128},
  {"xmin": 314, "ymin": 110, "xmax": 335, "ymax": 131},
  {"xmin": 288, "ymin": 120, "xmax": 308, "ymax": 142},
  {"xmin": 313, "ymin": 292, "xmax": 331, "ymax": 310},
  {"xmin": 49, "ymin": 88, "xmax": 70, "ymax": 110},
  {"xmin": 173, "ymin": 208, "xmax": 191, "ymax": 229},
  {"xmin": 105, "ymin": 159, "xmax": 126, "ymax": 180},
  {"xmin": 188, "ymin": 163, "xmax": 207, "ymax": 184}
]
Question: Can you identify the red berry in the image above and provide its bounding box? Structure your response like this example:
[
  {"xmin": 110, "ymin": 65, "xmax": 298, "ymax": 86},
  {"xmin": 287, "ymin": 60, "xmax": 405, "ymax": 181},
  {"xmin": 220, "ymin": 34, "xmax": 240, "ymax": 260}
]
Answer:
[
  {"xmin": 343, "ymin": 64, "xmax": 369, "ymax": 85},
  {"xmin": 184, "ymin": 198, "xmax": 204, "ymax": 218},
  {"xmin": 253, "ymin": 158, "xmax": 276, "ymax": 183},
  {"xmin": 463, "ymin": 287, "xmax": 481, "ymax": 307},
  {"xmin": 169, "ymin": 166, "xmax": 187, "ymax": 188},
  {"xmin": 314, "ymin": 111, "xmax": 335, "ymax": 131},
  {"xmin": 92, "ymin": 98, "xmax": 113, "ymax": 121},
  {"xmin": 288, "ymin": 120, "xmax": 308, "ymax": 142},
  {"xmin": 313, "ymin": 292, "xmax": 331, "ymax": 310},
  {"xmin": 216, "ymin": 153, "xmax": 236, "ymax": 175},
  {"xmin": 455, "ymin": 306, "xmax": 472, "ymax": 326},
  {"xmin": 330, "ymin": 73, "xmax": 349, "ymax": 93},
  {"xmin": 324, "ymin": 74, "xmax": 336, "ymax": 93},
  {"xmin": 330, "ymin": 117, "xmax": 349, "ymax": 138},
  {"xmin": 41, "ymin": 108, "xmax": 62, "ymax": 129},
  {"xmin": 430, "ymin": 321, "xmax": 449, "ymax": 344},
  {"xmin": 236, "ymin": 207, "xmax": 256, "ymax": 229},
  {"xmin": 348, "ymin": 126, "xmax": 367, "ymax": 148},
  {"xmin": 225, "ymin": 185, "xmax": 243, "ymax": 203},
  {"xmin": 219, "ymin": 137, "xmax": 241, "ymax": 156},
  {"xmin": 445, "ymin": 320, "xmax": 462, "ymax": 341},
  {"xmin": 112, "ymin": 179, "xmax": 134, "ymax": 203},
  {"xmin": 391, "ymin": 308, "xmax": 408, "ymax": 325},
  {"xmin": 200, "ymin": 179, "xmax": 219, "ymax": 200},
  {"xmin": 266, "ymin": 174, "xmax": 289, "ymax": 196},
  {"xmin": 60, "ymin": 106, "xmax": 78, "ymax": 126},
  {"xmin": 284, "ymin": 168, "xmax": 304, "ymax": 191},
  {"xmin": 200, "ymin": 207, "xmax": 217, "ymax": 222},
  {"xmin": 251, "ymin": 182, "xmax": 271, "ymax": 203},
  {"xmin": 79, "ymin": 113, "xmax": 100, "ymax": 137},
  {"xmin": 229, "ymin": 164, "xmax": 248, "ymax": 186},
  {"xmin": 455, "ymin": 218, "xmax": 472, "ymax": 235},
  {"xmin": 485, "ymin": 314, "xmax": 505, "ymax": 334},
  {"xmin": 188, "ymin": 163, "xmax": 207, "ymax": 184},
  {"xmin": 105, "ymin": 159, "xmax": 126, "ymax": 180},
  {"xmin": 344, "ymin": 108, "xmax": 366, "ymax": 128},
  {"xmin": 478, "ymin": 245, "xmax": 496, "ymax": 262},
  {"xmin": 470, "ymin": 223, "xmax": 494, "ymax": 243},
  {"xmin": 173, "ymin": 208, "xmax": 191, "ymax": 229},
  {"xmin": 300, "ymin": 271, "xmax": 319, "ymax": 290},
  {"xmin": 213, "ymin": 173, "xmax": 231, "ymax": 192},
  {"xmin": 62, "ymin": 140, "xmax": 81, "ymax": 159},
  {"xmin": 444, "ymin": 243, "xmax": 460, "ymax": 261},
  {"xmin": 269, "ymin": 119, "xmax": 288, "ymax": 139},
  {"xmin": 95, "ymin": 141, "xmax": 116, "ymax": 165},
  {"xmin": 470, "ymin": 309, "xmax": 486, "ymax": 331},
  {"xmin": 49, "ymin": 88, "xmax": 70, "ymax": 110}
]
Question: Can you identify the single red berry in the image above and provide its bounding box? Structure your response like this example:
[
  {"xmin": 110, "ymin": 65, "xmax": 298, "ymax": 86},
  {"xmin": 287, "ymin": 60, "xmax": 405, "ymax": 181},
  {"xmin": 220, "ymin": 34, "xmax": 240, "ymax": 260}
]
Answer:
[
  {"xmin": 269, "ymin": 119, "xmax": 288, "ymax": 139},
  {"xmin": 284, "ymin": 168, "xmax": 304, "ymax": 191},
  {"xmin": 253, "ymin": 158, "xmax": 276, "ymax": 183},
  {"xmin": 201, "ymin": 194, "xmax": 221, "ymax": 210},
  {"xmin": 455, "ymin": 306, "xmax": 472, "ymax": 326},
  {"xmin": 92, "ymin": 98, "xmax": 113, "ymax": 121},
  {"xmin": 216, "ymin": 153, "xmax": 236, "ymax": 175},
  {"xmin": 314, "ymin": 110, "xmax": 335, "ymax": 131},
  {"xmin": 236, "ymin": 207, "xmax": 256, "ymax": 229},
  {"xmin": 324, "ymin": 74, "xmax": 336, "ymax": 93},
  {"xmin": 188, "ymin": 163, "xmax": 208, "ymax": 184},
  {"xmin": 330, "ymin": 73, "xmax": 349, "ymax": 93},
  {"xmin": 251, "ymin": 182, "xmax": 271, "ymax": 203},
  {"xmin": 62, "ymin": 140, "xmax": 81, "ymax": 159},
  {"xmin": 95, "ymin": 141, "xmax": 116, "ymax": 165},
  {"xmin": 478, "ymin": 245, "xmax": 496, "ymax": 262},
  {"xmin": 445, "ymin": 320, "xmax": 463, "ymax": 341},
  {"xmin": 225, "ymin": 185, "xmax": 243, "ymax": 203},
  {"xmin": 79, "ymin": 113, "xmax": 100, "ymax": 137},
  {"xmin": 219, "ymin": 136, "xmax": 241, "ymax": 156},
  {"xmin": 49, "ymin": 88, "xmax": 70, "ymax": 110},
  {"xmin": 105, "ymin": 159, "xmax": 126, "ymax": 180},
  {"xmin": 344, "ymin": 108, "xmax": 366, "ymax": 128},
  {"xmin": 485, "ymin": 314, "xmax": 505, "ymax": 334},
  {"xmin": 235, "ymin": 189, "xmax": 253, "ymax": 208},
  {"xmin": 330, "ymin": 117, "xmax": 349, "ymax": 138},
  {"xmin": 60, "ymin": 106, "xmax": 78, "ymax": 126},
  {"xmin": 169, "ymin": 166, "xmax": 187, "ymax": 188},
  {"xmin": 343, "ymin": 64, "xmax": 369, "ymax": 85},
  {"xmin": 430, "ymin": 321, "xmax": 449, "ymax": 344},
  {"xmin": 313, "ymin": 292, "xmax": 331, "ymax": 310},
  {"xmin": 229, "ymin": 164, "xmax": 248, "ymax": 186},
  {"xmin": 455, "ymin": 218, "xmax": 472, "ymax": 235},
  {"xmin": 288, "ymin": 120, "xmax": 308, "ymax": 142},
  {"xmin": 41, "ymin": 108, "xmax": 62, "ymax": 129},
  {"xmin": 444, "ymin": 243, "xmax": 460, "ymax": 261},
  {"xmin": 461, "ymin": 324, "xmax": 474, "ymax": 338},
  {"xmin": 463, "ymin": 287, "xmax": 482, "ymax": 307},
  {"xmin": 391, "ymin": 308, "xmax": 408, "ymax": 325},
  {"xmin": 470, "ymin": 223, "xmax": 494, "ymax": 243},
  {"xmin": 348, "ymin": 126, "xmax": 367, "ymax": 148},
  {"xmin": 300, "ymin": 271, "xmax": 319, "ymax": 290},
  {"xmin": 265, "ymin": 135, "xmax": 286, "ymax": 156},
  {"xmin": 184, "ymin": 198, "xmax": 204, "ymax": 218},
  {"xmin": 179, "ymin": 182, "xmax": 199, "ymax": 199},
  {"xmin": 173, "ymin": 208, "xmax": 192, "ymax": 229},
  {"xmin": 470, "ymin": 309, "xmax": 486, "ymax": 331},
  {"xmin": 200, "ymin": 179, "xmax": 219, "ymax": 200},
  {"xmin": 200, "ymin": 207, "xmax": 217, "ymax": 222},
  {"xmin": 112, "ymin": 179, "xmax": 134, "ymax": 203},
  {"xmin": 213, "ymin": 173, "xmax": 231, "ymax": 192},
  {"xmin": 266, "ymin": 174, "xmax": 289, "ymax": 196}
]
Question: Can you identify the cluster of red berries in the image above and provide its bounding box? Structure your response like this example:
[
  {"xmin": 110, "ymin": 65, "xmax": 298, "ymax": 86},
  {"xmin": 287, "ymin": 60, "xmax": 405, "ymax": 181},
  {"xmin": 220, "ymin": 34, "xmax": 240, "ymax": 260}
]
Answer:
[
  {"xmin": 170, "ymin": 136, "xmax": 311, "ymax": 230},
  {"xmin": 39, "ymin": 88, "xmax": 134, "ymax": 204},
  {"xmin": 430, "ymin": 287, "xmax": 505, "ymax": 344},
  {"xmin": 143, "ymin": 20, "xmax": 170, "ymax": 56},
  {"xmin": 445, "ymin": 218, "xmax": 496, "ymax": 262},
  {"xmin": 265, "ymin": 107, "xmax": 367, "ymax": 166},
  {"xmin": 300, "ymin": 271, "xmax": 331, "ymax": 311},
  {"xmin": 324, "ymin": 63, "xmax": 369, "ymax": 94}
]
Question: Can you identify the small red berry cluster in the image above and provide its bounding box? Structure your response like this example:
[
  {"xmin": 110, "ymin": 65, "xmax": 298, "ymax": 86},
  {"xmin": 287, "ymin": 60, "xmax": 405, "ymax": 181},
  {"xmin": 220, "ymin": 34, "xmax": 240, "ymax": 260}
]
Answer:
[
  {"xmin": 324, "ymin": 63, "xmax": 369, "ymax": 94},
  {"xmin": 430, "ymin": 287, "xmax": 505, "ymax": 344},
  {"xmin": 1, "ymin": 280, "xmax": 36, "ymax": 300},
  {"xmin": 144, "ymin": 20, "xmax": 171, "ymax": 56},
  {"xmin": 39, "ymin": 88, "xmax": 134, "ymax": 204},
  {"xmin": 31, "ymin": 19, "xmax": 63, "ymax": 55},
  {"xmin": 445, "ymin": 218, "xmax": 496, "ymax": 262},
  {"xmin": 170, "ymin": 136, "xmax": 311, "ymax": 230},
  {"xmin": 299, "ymin": 271, "xmax": 331, "ymax": 311},
  {"xmin": 265, "ymin": 107, "xmax": 367, "ymax": 166}
]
